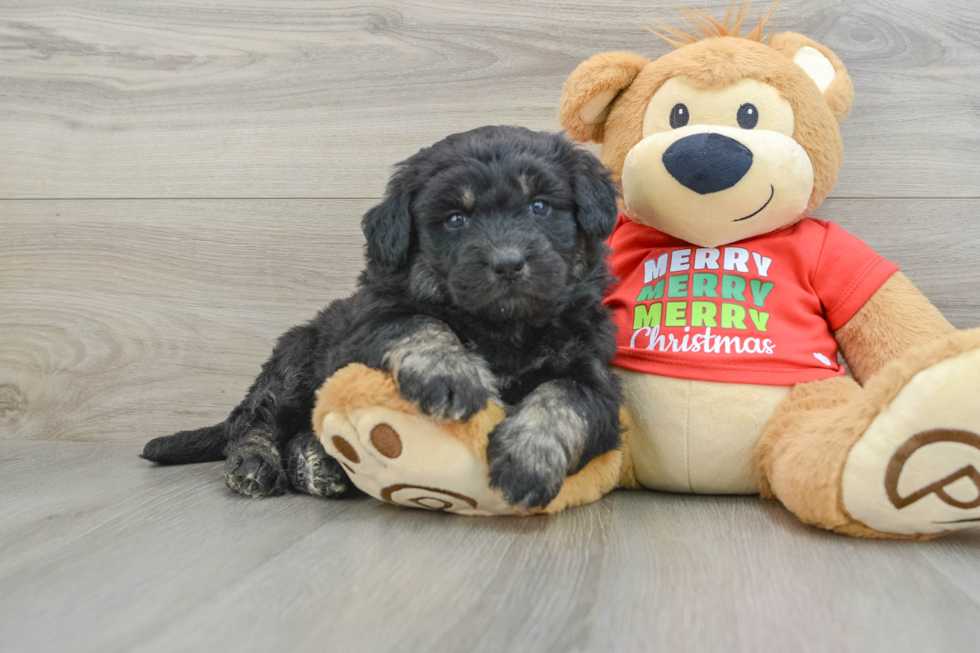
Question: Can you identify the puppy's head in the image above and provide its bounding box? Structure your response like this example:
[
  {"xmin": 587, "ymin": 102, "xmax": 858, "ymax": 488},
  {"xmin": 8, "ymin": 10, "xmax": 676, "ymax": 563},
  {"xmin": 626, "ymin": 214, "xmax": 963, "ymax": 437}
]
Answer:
[{"xmin": 361, "ymin": 126, "xmax": 617, "ymax": 322}]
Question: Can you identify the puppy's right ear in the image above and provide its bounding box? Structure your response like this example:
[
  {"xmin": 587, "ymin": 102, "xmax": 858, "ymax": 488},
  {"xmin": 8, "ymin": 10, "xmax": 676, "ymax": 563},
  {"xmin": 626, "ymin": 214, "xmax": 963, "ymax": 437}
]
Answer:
[
  {"xmin": 572, "ymin": 147, "xmax": 619, "ymax": 241},
  {"xmin": 361, "ymin": 167, "xmax": 414, "ymax": 271},
  {"xmin": 558, "ymin": 52, "xmax": 650, "ymax": 144}
]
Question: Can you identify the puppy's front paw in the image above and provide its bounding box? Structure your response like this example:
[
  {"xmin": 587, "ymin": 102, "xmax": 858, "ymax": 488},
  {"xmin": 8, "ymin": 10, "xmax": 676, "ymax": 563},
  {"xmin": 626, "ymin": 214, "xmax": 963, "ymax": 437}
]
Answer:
[
  {"xmin": 487, "ymin": 417, "xmax": 568, "ymax": 510},
  {"xmin": 224, "ymin": 432, "xmax": 288, "ymax": 497},
  {"xmin": 396, "ymin": 355, "xmax": 491, "ymax": 422},
  {"xmin": 386, "ymin": 323, "xmax": 494, "ymax": 421}
]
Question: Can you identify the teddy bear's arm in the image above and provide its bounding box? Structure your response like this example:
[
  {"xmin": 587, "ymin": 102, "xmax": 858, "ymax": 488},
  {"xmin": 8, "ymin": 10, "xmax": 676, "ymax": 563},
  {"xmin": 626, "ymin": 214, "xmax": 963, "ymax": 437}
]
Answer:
[{"xmin": 834, "ymin": 272, "xmax": 955, "ymax": 384}]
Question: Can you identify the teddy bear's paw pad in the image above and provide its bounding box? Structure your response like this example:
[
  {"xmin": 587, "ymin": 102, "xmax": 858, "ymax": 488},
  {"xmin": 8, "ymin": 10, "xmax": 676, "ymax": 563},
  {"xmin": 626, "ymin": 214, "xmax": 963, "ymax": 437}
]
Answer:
[
  {"xmin": 379, "ymin": 484, "xmax": 484, "ymax": 514},
  {"xmin": 367, "ymin": 423, "xmax": 403, "ymax": 459},
  {"xmin": 319, "ymin": 413, "xmax": 385, "ymax": 479},
  {"xmin": 320, "ymin": 408, "xmax": 514, "ymax": 516},
  {"xmin": 842, "ymin": 348, "xmax": 980, "ymax": 535}
]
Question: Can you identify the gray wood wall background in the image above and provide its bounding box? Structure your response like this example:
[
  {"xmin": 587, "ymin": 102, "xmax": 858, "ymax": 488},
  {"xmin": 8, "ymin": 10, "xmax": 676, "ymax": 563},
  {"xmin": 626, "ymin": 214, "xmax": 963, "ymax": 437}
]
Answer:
[{"xmin": 2, "ymin": 0, "xmax": 979, "ymax": 443}]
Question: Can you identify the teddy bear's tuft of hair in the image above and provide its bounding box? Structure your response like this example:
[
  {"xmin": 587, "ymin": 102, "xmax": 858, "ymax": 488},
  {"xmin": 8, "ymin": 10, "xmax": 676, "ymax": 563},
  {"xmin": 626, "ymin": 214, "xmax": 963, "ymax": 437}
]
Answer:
[{"xmin": 648, "ymin": 0, "xmax": 781, "ymax": 48}]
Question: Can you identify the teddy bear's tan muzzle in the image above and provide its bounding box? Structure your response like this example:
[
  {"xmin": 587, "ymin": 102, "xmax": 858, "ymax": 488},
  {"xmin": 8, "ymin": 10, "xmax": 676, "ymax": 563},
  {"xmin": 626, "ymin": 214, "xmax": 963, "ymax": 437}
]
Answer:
[{"xmin": 622, "ymin": 124, "xmax": 814, "ymax": 248}]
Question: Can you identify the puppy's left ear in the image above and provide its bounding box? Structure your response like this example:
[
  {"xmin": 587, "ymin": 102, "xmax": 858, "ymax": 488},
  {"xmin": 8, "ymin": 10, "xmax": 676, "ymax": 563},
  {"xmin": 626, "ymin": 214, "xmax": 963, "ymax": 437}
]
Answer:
[
  {"xmin": 770, "ymin": 32, "xmax": 855, "ymax": 124},
  {"xmin": 361, "ymin": 165, "xmax": 415, "ymax": 271},
  {"xmin": 572, "ymin": 148, "xmax": 619, "ymax": 241}
]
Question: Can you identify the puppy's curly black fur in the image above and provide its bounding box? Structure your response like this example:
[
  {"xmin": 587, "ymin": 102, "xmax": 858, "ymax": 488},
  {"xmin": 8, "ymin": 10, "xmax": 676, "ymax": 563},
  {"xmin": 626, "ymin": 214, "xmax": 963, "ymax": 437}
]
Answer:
[{"xmin": 143, "ymin": 126, "xmax": 622, "ymax": 509}]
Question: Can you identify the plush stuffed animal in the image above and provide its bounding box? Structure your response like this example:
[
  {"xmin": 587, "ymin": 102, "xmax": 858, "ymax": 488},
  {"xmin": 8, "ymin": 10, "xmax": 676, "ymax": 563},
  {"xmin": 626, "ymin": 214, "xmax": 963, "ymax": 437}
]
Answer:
[
  {"xmin": 313, "ymin": 1, "xmax": 980, "ymax": 537},
  {"xmin": 555, "ymin": 1, "xmax": 980, "ymax": 538},
  {"xmin": 312, "ymin": 363, "xmax": 623, "ymax": 515}
]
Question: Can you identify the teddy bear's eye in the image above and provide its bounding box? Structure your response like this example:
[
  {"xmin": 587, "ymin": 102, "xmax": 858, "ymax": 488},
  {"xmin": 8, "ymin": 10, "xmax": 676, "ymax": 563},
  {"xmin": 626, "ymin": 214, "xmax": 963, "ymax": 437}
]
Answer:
[
  {"xmin": 737, "ymin": 103, "xmax": 759, "ymax": 129},
  {"xmin": 669, "ymin": 103, "xmax": 690, "ymax": 129}
]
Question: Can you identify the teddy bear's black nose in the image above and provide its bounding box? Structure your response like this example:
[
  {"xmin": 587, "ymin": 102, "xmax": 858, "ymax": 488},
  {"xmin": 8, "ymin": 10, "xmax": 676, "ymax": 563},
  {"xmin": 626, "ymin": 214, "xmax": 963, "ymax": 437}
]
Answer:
[{"xmin": 662, "ymin": 133, "xmax": 754, "ymax": 194}]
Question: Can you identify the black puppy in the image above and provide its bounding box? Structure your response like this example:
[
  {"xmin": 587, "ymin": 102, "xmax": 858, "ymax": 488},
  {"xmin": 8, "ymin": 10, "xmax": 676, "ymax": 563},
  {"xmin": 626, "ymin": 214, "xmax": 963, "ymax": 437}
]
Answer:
[{"xmin": 143, "ymin": 126, "xmax": 622, "ymax": 509}]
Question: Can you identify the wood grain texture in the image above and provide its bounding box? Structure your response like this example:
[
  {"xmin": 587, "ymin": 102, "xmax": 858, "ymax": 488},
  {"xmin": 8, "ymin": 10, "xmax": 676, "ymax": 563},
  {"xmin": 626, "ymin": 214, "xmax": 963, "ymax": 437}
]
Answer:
[
  {"xmin": 2, "ymin": 198, "xmax": 978, "ymax": 443},
  {"xmin": 0, "ymin": 441, "xmax": 977, "ymax": 653},
  {"xmin": 0, "ymin": 199, "xmax": 367, "ymax": 441},
  {"xmin": 2, "ymin": 0, "xmax": 979, "ymax": 198}
]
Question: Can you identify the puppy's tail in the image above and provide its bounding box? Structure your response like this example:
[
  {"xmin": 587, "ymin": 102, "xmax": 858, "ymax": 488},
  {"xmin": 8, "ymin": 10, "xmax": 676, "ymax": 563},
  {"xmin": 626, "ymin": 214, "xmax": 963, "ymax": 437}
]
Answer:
[{"xmin": 142, "ymin": 422, "xmax": 227, "ymax": 465}]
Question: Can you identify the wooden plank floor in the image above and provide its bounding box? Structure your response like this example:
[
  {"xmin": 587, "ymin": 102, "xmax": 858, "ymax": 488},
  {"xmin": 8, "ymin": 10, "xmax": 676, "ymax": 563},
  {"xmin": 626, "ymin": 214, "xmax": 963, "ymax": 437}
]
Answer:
[
  {"xmin": 2, "ymin": 0, "xmax": 980, "ymax": 651},
  {"xmin": 1, "ymin": 440, "xmax": 978, "ymax": 653}
]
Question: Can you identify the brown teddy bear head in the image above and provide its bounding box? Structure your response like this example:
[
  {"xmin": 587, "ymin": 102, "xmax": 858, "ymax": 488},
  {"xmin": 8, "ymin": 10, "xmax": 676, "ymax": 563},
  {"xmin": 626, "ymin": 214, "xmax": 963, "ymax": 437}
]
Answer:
[{"xmin": 558, "ymin": 2, "xmax": 854, "ymax": 247}]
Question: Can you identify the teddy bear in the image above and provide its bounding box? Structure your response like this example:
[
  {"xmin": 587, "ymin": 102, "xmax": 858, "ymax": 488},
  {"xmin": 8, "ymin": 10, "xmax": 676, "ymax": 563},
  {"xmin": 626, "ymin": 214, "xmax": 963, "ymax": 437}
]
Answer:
[
  {"xmin": 554, "ymin": 1, "xmax": 980, "ymax": 538},
  {"xmin": 312, "ymin": 2, "xmax": 980, "ymax": 538}
]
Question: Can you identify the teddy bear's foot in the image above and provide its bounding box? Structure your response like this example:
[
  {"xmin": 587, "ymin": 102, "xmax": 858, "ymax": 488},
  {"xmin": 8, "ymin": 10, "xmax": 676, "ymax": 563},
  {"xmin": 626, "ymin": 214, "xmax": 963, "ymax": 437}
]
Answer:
[
  {"xmin": 319, "ymin": 405, "xmax": 516, "ymax": 515},
  {"xmin": 841, "ymin": 342, "xmax": 980, "ymax": 536},
  {"xmin": 313, "ymin": 363, "xmax": 625, "ymax": 516}
]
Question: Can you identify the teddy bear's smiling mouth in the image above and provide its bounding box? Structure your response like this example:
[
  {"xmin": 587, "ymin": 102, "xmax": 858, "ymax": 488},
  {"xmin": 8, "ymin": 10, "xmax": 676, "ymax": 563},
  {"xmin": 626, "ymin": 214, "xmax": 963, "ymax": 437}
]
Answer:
[{"xmin": 733, "ymin": 185, "xmax": 775, "ymax": 222}]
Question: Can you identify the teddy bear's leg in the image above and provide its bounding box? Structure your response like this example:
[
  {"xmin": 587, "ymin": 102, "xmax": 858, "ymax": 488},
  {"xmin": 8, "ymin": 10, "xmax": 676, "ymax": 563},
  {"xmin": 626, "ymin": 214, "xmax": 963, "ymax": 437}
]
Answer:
[
  {"xmin": 535, "ymin": 446, "xmax": 625, "ymax": 514},
  {"xmin": 754, "ymin": 376, "xmax": 873, "ymax": 535},
  {"xmin": 756, "ymin": 329, "xmax": 980, "ymax": 539},
  {"xmin": 313, "ymin": 364, "xmax": 624, "ymax": 515}
]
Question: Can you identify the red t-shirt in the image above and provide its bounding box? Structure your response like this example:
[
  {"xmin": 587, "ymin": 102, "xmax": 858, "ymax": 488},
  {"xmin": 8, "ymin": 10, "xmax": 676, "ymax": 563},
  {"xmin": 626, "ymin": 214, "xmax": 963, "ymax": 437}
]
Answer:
[{"xmin": 604, "ymin": 216, "xmax": 899, "ymax": 385}]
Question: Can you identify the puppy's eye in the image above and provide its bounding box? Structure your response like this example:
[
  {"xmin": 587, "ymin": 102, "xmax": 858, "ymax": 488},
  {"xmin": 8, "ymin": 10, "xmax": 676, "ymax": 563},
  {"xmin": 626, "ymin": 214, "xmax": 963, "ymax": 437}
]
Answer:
[
  {"xmin": 530, "ymin": 200, "xmax": 550, "ymax": 216},
  {"xmin": 737, "ymin": 103, "xmax": 759, "ymax": 129},
  {"xmin": 670, "ymin": 103, "xmax": 690, "ymax": 129},
  {"xmin": 446, "ymin": 214, "xmax": 468, "ymax": 230}
]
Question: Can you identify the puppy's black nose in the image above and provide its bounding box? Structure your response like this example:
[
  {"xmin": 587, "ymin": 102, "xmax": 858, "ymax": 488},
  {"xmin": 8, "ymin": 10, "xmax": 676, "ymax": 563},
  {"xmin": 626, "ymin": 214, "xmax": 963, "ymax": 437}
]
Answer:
[
  {"xmin": 662, "ymin": 133, "xmax": 753, "ymax": 194},
  {"xmin": 490, "ymin": 250, "xmax": 526, "ymax": 279}
]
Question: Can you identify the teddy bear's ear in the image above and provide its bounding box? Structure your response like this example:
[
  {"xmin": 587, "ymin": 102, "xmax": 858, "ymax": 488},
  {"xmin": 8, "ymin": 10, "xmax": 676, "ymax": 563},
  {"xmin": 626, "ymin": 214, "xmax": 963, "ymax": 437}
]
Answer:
[
  {"xmin": 769, "ymin": 32, "xmax": 855, "ymax": 124},
  {"xmin": 559, "ymin": 52, "xmax": 650, "ymax": 144}
]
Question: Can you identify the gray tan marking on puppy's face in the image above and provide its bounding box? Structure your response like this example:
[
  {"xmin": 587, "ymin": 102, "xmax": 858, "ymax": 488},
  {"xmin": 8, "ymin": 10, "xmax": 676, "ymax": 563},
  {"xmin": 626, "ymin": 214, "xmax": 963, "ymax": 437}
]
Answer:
[
  {"xmin": 518, "ymin": 173, "xmax": 531, "ymax": 196},
  {"xmin": 460, "ymin": 186, "xmax": 475, "ymax": 212}
]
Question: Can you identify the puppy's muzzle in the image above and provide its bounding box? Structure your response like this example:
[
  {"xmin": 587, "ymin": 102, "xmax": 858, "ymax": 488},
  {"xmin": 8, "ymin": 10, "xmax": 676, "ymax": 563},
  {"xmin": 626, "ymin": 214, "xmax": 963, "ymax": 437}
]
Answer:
[
  {"xmin": 490, "ymin": 248, "xmax": 527, "ymax": 280},
  {"xmin": 663, "ymin": 133, "xmax": 754, "ymax": 195}
]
